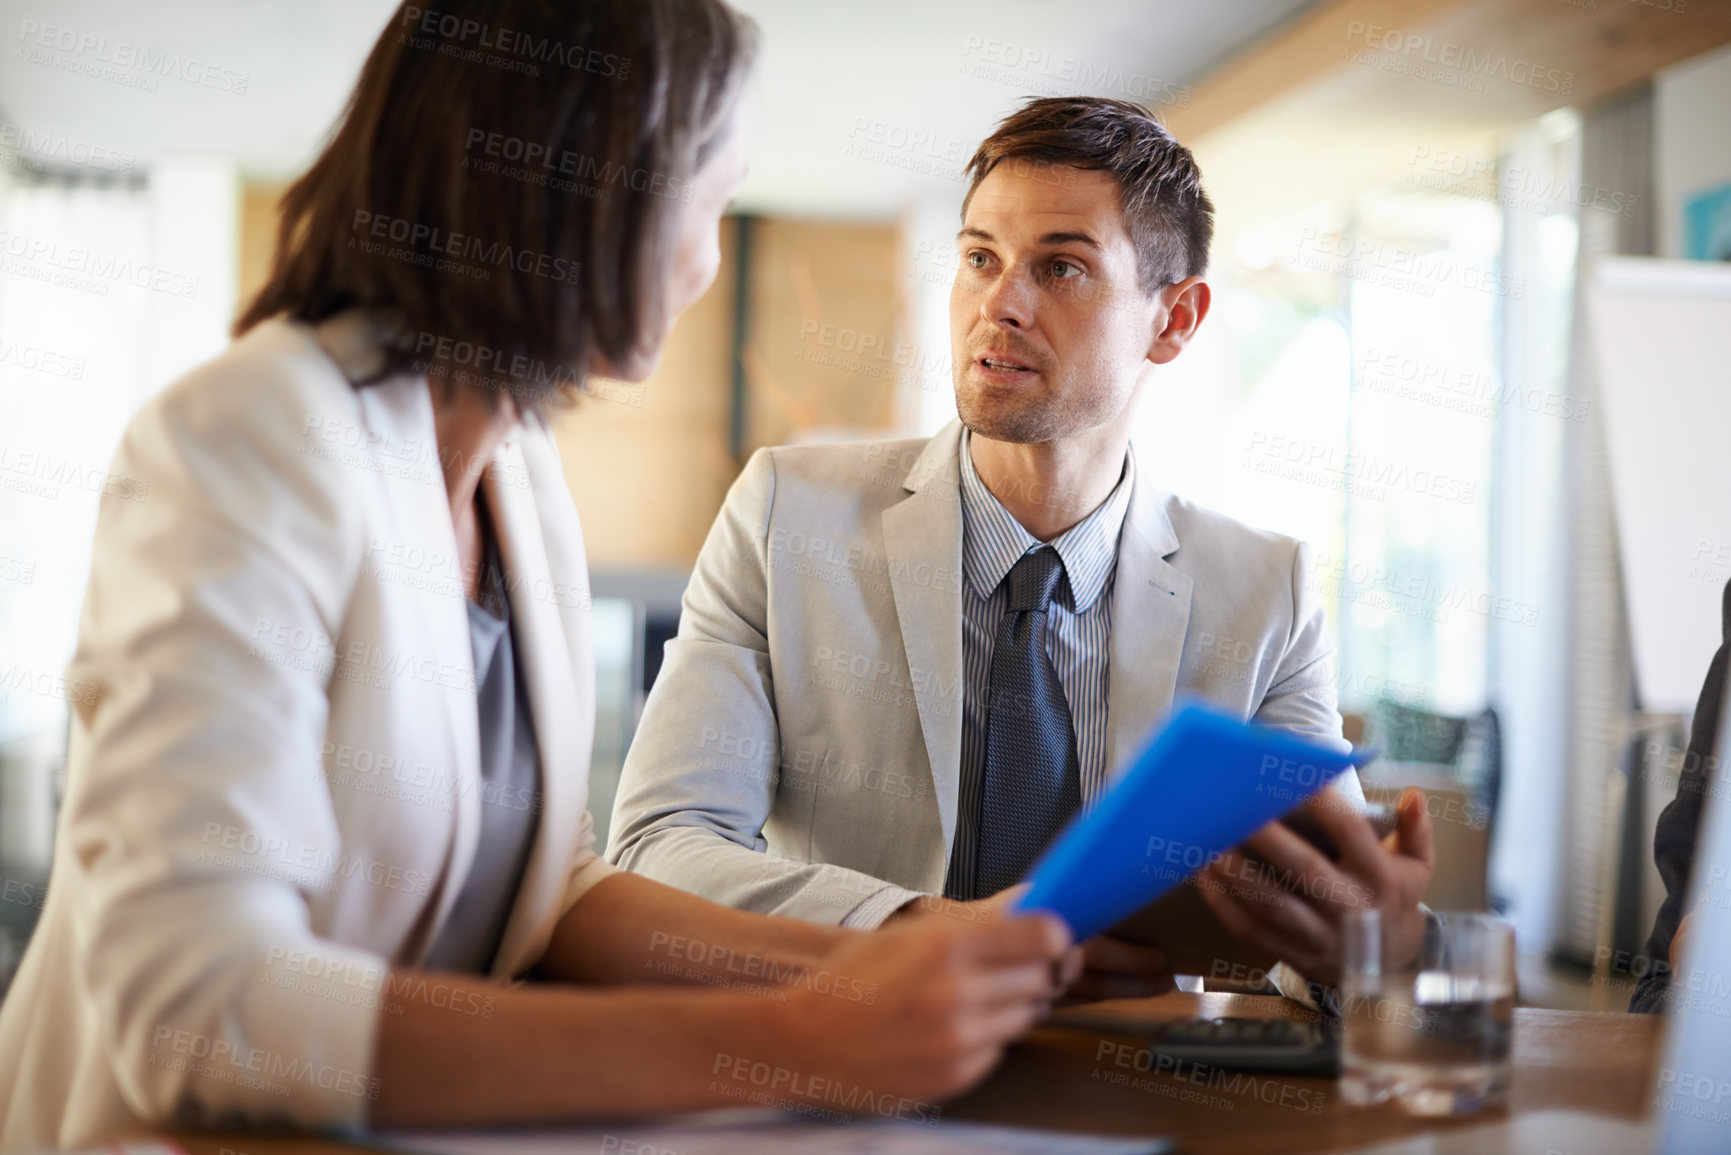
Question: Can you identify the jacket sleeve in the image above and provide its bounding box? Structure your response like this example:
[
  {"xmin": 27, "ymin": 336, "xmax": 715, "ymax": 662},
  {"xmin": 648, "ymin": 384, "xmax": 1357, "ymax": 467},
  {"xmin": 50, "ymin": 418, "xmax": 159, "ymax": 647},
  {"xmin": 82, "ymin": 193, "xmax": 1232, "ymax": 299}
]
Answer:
[
  {"xmin": 1252, "ymin": 541, "xmax": 1363, "ymax": 802},
  {"xmin": 63, "ymin": 366, "xmax": 386, "ymax": 1131},
  {"xmin": 606, "ymin": 449, "xmax": 912, "ymax": 924},
  {"xmin": 1248, "ymin": 540, "xmax": 1363, "ymax": 1004},
  {"xmin": 1630, "ymin": 578, "xmax": 1731, "ymax": 1013}
]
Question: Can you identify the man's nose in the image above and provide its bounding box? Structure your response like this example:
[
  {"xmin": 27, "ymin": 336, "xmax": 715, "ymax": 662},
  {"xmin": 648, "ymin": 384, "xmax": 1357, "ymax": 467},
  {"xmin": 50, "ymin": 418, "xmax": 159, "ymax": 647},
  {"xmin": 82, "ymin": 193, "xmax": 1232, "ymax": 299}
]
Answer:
[{"xmin": 980, "ymin": 268, "xmax": 1035, "ymax": 330}]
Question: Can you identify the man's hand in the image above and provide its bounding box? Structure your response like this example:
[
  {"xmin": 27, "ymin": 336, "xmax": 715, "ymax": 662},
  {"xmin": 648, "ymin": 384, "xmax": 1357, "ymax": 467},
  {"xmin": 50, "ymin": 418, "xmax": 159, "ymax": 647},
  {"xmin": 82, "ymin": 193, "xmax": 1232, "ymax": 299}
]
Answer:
[
  {"xmin": 776, "ymin": 910, "xmax": 1073, "ymax": 1103},
  {"xmin": 1060, "ymin": 936, "xmax": 1175, "ymax": 1003},
  {"xmin": 1672, "ymin": 905, "xmax": 1700, "ymax": 973},
  {"xmin": 1196, "ymin": 787, "xmax": 1435, "ymax": 986}
]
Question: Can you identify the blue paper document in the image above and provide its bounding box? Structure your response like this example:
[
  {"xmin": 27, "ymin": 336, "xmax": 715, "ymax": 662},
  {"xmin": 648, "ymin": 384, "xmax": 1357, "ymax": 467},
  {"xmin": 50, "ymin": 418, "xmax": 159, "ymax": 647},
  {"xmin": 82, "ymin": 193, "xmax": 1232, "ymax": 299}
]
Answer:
[{"xmin": 1016, "ymin": 700, "xmax": 1375, "ymax": 941}]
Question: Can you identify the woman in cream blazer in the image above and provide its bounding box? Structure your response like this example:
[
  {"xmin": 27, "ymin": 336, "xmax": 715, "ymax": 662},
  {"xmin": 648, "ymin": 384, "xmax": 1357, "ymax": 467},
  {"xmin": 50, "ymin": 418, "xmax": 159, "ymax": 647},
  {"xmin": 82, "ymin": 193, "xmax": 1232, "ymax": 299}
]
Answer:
[{"xmin": 0, "ymin": 1, "xmax": 1071, "ymax": 1148}]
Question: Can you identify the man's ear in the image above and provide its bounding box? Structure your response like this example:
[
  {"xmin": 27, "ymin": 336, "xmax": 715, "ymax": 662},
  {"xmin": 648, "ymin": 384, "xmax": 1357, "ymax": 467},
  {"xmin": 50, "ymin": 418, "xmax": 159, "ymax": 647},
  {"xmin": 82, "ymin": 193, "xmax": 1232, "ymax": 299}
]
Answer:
[{"xmin": 1147, "ymin": 276, "xmax": 1211, "ymax": 366}]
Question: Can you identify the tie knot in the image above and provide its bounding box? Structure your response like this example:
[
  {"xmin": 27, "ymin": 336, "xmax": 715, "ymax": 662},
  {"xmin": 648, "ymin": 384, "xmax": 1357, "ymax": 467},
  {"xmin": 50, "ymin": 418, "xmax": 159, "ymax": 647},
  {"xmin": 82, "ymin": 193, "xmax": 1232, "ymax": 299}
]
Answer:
[{"xmin": 1005, "ymin": 547, "xmax": 1065, "ymax": 613}]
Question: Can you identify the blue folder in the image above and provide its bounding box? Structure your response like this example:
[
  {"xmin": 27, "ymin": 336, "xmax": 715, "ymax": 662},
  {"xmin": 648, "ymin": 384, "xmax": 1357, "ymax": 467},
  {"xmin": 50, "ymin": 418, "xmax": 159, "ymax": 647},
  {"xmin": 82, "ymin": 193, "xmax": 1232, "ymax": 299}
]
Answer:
[{"xmin": 1015, "ymin": 699, "xmax": 1377, "ymax": 941}]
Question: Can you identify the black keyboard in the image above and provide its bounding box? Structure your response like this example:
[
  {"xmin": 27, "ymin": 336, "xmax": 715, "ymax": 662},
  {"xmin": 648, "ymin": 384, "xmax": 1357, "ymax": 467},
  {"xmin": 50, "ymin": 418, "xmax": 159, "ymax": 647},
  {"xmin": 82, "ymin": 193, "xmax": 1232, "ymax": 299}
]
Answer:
[{"xmin": 1118, "ymin": 1016, "xmax": 1340, "ymax": 1076}]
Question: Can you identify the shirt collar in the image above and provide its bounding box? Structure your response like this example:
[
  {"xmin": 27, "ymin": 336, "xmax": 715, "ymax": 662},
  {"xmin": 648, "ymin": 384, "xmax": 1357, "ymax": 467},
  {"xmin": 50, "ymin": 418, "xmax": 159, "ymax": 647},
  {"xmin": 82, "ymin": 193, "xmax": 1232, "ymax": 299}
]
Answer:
[{"xmin": 957, "ymin": 428, "xmax": 1134, "ymax": 613}]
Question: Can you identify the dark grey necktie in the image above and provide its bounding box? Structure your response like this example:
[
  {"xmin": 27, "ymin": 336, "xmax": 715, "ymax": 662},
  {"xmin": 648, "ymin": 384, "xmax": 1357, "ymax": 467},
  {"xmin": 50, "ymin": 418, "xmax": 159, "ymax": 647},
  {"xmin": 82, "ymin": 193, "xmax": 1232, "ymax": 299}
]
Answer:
[{"xmin": 974, "ymin": 547, "xmax": 1082, "ymax": 898}]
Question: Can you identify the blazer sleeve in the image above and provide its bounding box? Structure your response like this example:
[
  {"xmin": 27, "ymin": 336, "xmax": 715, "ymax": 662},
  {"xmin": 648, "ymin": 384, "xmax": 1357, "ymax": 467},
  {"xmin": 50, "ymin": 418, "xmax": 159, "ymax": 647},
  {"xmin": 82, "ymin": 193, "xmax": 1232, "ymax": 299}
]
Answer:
[
  {"xmin": 606, "ymin": 450, "xmax": 910, "ymax": 924},
  {"xmin": 61, "ymin": 370, "xmax": 387, "ymax": 1131},
  {"xmin": 1249, "ymin": 543, "xmax": 1373, "ymax": 1002},
  {"xmin": 1630, "ymin": 578, "xmax": 1731, "ymax": 1013},
  {"xmin": 1252, "ymin": 541, "xmax": 1362, "ymax": 801}
]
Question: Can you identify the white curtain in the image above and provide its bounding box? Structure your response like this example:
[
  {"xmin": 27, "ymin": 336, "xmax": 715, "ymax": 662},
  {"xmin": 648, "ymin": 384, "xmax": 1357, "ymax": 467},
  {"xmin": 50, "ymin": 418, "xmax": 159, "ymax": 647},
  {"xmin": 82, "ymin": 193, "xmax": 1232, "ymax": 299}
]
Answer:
[{"xmin": 0, "ymin": 154, "xmax": 236, "ymax": 875}]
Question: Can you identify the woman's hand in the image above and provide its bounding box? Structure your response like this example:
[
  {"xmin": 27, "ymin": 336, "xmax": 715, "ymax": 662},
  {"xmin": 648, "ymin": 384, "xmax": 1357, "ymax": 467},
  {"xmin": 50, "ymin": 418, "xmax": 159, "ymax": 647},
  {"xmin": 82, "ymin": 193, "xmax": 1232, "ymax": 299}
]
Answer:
[
  {"xmin": 769, "ymin": 910, "xmax": 1072, "ymax": 1106},
  {"xmin": 372, "ymin": 910, "xmax": 1068, "ymax": 1129},
  {"xmin": 881, "ymin": 884, "xmax": 1098, "ymax": 1004}
]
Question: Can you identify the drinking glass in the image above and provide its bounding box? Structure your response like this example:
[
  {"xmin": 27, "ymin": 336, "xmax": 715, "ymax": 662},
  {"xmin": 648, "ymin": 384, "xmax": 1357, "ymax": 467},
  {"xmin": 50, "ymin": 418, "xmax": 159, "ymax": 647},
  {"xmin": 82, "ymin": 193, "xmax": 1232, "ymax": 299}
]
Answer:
[{"xmin": 1340, "ymin": 909, "xmax": 1516, "ymax": 1116}]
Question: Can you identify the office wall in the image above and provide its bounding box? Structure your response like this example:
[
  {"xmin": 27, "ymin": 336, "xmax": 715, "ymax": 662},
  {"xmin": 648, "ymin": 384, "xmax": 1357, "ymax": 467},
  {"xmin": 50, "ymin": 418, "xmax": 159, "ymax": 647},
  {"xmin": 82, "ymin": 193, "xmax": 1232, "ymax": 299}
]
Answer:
[
  {"xmin": 553, "ymin": 225, "xmax": 740, "ymax": 570},
  {"xmin": 741, "ymin": 218, "xmax": 903, "ymax": 455},
  {"xmin": 1655, "ymin": 42, "xmax": 1731, "ymax": 259},
  {"xmin": 235, "ymin": 188, "xmax": 904, "ymax": 570},
  {"xmin": 559, "ymin": 217, "xmax": 903, "ymax": 568},
  {"xmin": 238, "ymin": 181, "xmax": 284, "ymax": 320}
]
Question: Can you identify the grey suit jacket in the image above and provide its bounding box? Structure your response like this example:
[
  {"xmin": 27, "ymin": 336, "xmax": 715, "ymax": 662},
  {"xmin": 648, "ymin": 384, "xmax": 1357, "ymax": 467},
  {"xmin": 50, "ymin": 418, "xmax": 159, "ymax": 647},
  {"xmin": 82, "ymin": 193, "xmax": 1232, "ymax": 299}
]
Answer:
[{"xmin": 607, "ymin": 421, "xmax": 1356, "ymax": 924}]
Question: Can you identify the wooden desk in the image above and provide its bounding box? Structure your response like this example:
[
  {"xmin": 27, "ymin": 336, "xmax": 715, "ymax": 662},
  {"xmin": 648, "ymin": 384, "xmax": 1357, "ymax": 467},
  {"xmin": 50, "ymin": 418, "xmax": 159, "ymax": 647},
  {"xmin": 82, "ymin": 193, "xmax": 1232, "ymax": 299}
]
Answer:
[
  {"xmin": 171, "ymin": 994, "xmax": 1661, "ymax": 1155},
  {"xmin": 952, "ymin": 993, "xmax": 1663, "ymax": 1154}
]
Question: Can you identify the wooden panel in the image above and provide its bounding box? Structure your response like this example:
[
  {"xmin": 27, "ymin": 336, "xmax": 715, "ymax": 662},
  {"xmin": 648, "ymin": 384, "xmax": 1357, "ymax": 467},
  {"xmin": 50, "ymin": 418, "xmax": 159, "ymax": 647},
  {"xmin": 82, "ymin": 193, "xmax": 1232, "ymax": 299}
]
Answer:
[
  {"xmin": 1171, "ymin": 0, "xmax": 1731, "ymax": 145},
  {"xmin": 561, "ymin": 216, "xmax": 905, "ymax": 568},
  {"xmin": 743, "ymin": 218, "xmax": 902, "ymax": 454},
  {"xmin": 1167, "ymin": 0, "xmax": 1465, "ymax": 140},
  {"xmin": 236, "ymin": 181, "xmax": 286, "ymax": 325},
  {"xmin": 551, "ymin": 222, "xmax": 738, "ymax": 570},
  {"xmin": 1425, "ymin": 0, "xmax": 1731, "ymax": 112}
]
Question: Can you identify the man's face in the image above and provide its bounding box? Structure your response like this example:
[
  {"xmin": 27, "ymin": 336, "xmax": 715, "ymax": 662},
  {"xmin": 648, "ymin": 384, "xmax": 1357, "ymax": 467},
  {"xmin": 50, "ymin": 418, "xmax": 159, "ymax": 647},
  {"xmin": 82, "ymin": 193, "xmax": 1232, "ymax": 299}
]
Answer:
[{"xmin": 950, "ymin": 161, "xmax": 1165, "ymax": 445}]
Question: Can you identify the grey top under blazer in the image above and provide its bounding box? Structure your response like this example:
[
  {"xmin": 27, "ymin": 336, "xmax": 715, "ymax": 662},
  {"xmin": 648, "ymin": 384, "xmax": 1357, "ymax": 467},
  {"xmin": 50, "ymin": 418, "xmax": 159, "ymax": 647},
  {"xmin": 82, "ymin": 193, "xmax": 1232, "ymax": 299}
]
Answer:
[{"xmin": 607, "ymin": 421, "xmax": 1359, "ymax": 926}]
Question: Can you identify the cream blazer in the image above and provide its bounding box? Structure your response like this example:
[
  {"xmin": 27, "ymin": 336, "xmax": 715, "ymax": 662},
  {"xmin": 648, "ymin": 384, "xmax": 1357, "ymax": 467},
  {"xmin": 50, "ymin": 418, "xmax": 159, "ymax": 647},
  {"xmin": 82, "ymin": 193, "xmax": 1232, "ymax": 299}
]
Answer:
[
  {"xmin": 609, "ymin": 424, "xmax": 1359, "ymax": 920},
  {"xmin": 0, "ymin": 313, "xmax": 614, "ymax": 1150}
]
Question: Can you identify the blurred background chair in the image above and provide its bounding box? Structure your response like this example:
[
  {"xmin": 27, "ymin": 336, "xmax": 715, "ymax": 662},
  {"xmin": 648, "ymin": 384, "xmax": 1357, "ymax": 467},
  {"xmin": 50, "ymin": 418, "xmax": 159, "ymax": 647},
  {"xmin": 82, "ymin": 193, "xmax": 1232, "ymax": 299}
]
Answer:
[{"xmin": 1353, "ymin": 700, "xmax": 1502, "ymax": 914}]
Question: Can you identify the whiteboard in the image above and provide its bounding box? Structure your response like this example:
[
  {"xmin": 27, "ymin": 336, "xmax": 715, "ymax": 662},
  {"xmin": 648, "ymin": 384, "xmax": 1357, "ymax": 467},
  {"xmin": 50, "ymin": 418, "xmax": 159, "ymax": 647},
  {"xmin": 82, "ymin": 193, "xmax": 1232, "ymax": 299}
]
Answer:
[{"xmin": 1587, "ymin": 257, "xmax": 1731, "ymax": 713}]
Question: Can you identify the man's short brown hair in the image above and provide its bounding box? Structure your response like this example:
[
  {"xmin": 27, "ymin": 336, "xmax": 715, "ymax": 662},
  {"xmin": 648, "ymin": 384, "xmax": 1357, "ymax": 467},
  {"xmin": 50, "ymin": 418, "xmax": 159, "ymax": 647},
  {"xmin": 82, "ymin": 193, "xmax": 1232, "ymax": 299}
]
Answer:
[{"xmin": 961, "ymin": 96, "xmax": 1214, "ymax": 294}]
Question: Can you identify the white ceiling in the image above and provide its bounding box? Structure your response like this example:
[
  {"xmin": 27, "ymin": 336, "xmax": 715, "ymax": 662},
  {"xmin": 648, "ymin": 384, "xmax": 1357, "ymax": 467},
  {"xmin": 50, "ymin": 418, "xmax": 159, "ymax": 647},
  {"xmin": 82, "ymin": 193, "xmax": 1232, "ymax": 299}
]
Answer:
[
  {"xmin": 0, "ymin": 0, "xmax": 1318, "ymax": 218},
  {"xmin": 0, "ymin": 0, "xmax": 397, "ymax": 183}
]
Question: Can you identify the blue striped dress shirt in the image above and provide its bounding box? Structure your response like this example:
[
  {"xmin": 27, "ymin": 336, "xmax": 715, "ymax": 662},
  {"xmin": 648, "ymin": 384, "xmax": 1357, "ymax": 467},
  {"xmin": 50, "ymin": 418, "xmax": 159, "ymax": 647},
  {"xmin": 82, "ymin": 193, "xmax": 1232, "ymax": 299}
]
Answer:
[
  {"xmin": 827, "ymin": 432, "xmax": 1128, "ymax": 928},
  {"xmin": 841, "ymin": 431, "xmax": 1133, "ymax": 925},
  {"xmin": 944, "ymin": 431, "xmax": 1133, "ymax": 900}
]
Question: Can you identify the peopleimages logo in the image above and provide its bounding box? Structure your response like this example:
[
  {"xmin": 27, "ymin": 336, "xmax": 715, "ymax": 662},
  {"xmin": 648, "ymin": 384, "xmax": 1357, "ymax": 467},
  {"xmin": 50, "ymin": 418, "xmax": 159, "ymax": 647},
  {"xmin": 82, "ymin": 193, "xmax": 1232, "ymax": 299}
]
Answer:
[
  {"xmin": 0, "ymin": 124, "xmax": 135, "ymax": 174},
  {"xmin": 15, "ymin": 20, "xmax": 250, "ymax": 93},
  {"xmin": 149, "ymin": 1027, "xmax": 380, "ymax": 1099},
  {"xmin": 1342, "ymin": 20, "xmax": 1574, "ymax": 94},
  {"xmin": 0, "ymin": 445, "xmax": 151, "ymax": 503},
  {"xmin": 0, "ymin": 338, "xmax": 86, "ymax": 380},
  {"xmin": 0, "ymin": 230, "xmax": 200, "ymax": 299},
  {"xmin": 398, "ymin": 6, "xmax": 629, "ymax": 79},
  {"xmin": 349, "ymin": 211, "xmax": 582, "ymax": 285},
  {"xmin": 464, "ymin": 129, "xmax": 693, "ymax": 202},
  {"xmin": 710, "ymin": 1054, "xmax": 943, "ymax": 1126}
]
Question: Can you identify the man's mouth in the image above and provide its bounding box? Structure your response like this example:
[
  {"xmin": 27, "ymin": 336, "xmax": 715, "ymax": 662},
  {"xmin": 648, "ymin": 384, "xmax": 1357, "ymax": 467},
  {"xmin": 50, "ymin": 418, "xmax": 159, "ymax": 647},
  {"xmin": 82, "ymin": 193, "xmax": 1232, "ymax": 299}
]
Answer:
[{"xmin": 978, "ymin": 354, "xmax": 1034, "ymax": 373}]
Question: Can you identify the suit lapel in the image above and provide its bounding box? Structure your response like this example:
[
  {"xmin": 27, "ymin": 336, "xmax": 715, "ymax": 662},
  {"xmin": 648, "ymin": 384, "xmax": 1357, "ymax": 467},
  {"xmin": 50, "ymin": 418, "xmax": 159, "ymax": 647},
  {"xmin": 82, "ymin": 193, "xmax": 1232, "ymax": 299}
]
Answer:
[
  {"xmin": 349, "ymin": 374, "xmax": 484, "ymax": 961},
  {"xmin": 483, "ymin": 439, "xmax": 591, "ymax": 978},
  {"xmin": 1104, "ymin": 453, "xmax": 1193, "ymax": 786},
  {"xmin": 881, "ymin": 425, "xmax": 966, "ymax": 859}
]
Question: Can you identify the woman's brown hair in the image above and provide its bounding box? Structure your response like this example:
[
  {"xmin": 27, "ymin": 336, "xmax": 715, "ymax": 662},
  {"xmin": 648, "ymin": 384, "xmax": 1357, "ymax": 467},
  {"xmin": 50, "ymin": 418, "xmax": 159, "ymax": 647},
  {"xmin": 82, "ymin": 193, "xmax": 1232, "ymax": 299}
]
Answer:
[{"xmin": 238, "ymin": 0, "xmax": 756, "ymax": 413}]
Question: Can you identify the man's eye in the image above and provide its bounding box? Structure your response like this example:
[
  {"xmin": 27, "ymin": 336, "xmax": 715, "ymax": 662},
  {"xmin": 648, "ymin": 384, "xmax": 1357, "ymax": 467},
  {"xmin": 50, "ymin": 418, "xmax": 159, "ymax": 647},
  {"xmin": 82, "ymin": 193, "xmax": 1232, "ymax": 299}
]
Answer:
[
  {"xmin": 1051, "ymin": 258, "xmax": 1081, "ymax": 279},
  {"xmin": 965, "ymin": 251, "xmax": 989, "ymax": 269}
]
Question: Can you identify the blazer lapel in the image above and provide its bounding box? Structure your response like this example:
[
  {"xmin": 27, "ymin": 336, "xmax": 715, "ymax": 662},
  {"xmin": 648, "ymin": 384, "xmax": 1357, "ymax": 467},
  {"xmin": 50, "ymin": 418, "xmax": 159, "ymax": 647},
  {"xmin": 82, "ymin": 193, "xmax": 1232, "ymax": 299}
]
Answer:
[
  {"xmin": 1105, "ymin": 449, "xmax": 1193, "ymax": 786},
  {"xmin": 341, "ymin": 349, "xmax": 483, "ymax": 962},
  {"xmin": 881, "ymin": 424, "xmax": 967, "ymax": 860},
  {"xmin": 484, "ymin": 438, "xmax": 592, "ymax": 978}
]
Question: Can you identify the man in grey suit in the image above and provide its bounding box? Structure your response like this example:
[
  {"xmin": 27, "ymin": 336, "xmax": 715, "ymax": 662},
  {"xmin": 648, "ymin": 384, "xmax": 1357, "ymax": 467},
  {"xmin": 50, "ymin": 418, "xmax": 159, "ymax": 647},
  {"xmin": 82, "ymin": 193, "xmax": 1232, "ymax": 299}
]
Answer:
[{"xmin": 609, "ymin": 96, "xmax": 1434, "ymax": 995}]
